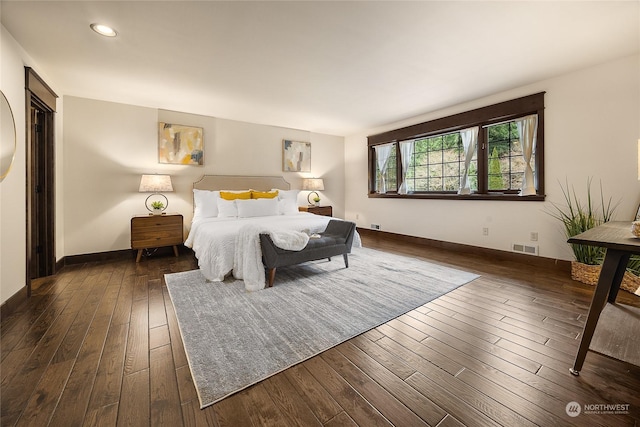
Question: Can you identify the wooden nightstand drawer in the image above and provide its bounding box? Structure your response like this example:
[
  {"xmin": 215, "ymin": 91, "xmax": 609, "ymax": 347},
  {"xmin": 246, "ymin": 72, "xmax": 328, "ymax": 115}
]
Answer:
[
  {"xmin": 131, "ymin": 216, "xmax": 182, "ymax": 247},
  {"xmin": 298, "ymin": 205, "xmax": 332, "ymax": 217},
  {"xmin": 131, "ymin": 214, "xmax": 183, "ymax": 262}
]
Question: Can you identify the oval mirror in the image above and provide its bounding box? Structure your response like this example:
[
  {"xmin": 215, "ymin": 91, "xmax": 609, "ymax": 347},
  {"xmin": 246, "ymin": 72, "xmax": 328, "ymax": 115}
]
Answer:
[{"xmin": 1, "ymin": 91, "xmax": 17, "ymax": 181}]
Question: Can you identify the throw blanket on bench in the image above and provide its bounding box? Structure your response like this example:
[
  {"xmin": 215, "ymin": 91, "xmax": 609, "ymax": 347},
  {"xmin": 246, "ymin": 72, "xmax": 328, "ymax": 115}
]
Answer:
[{"xmin": 234, "ymin": 224, "xmax": 311, "ymax": 291}]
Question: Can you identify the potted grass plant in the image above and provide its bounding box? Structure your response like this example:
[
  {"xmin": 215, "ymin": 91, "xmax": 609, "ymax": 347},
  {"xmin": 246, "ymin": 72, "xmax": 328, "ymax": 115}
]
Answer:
[
  {"xmin": 548, "ymin": 178, "xmax": 614, "ymax": 283},
  {"xmin": 548, "ymin": 179, "xmax": 640, "ymax": 293}
]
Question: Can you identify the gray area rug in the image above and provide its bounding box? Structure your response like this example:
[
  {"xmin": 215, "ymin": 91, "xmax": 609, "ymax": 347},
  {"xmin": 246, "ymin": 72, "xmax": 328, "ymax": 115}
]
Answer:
[{"xmin": 164, "ymin": 247, "xmax": 479, "ymax": 408}]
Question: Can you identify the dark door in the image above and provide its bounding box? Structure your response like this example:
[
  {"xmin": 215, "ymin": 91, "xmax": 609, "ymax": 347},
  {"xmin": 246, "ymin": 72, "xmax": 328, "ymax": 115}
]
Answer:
[
  {"xmin": 29, "ymin": 104, "xmax": 54, "ymax": 280},
  {"xmin": 25, "ymin": 68, "xmax": 57, "ymax": 293}
]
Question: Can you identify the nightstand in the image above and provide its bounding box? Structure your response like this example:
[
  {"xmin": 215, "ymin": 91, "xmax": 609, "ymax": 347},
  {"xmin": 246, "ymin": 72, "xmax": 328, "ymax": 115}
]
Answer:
[
  {"xmin": 131, "ymin": 213, "xmax": 183, "ymax": 262},
  {"xmin": 298, "ymin": 205, "xmax": 333, "ymax": 217}
]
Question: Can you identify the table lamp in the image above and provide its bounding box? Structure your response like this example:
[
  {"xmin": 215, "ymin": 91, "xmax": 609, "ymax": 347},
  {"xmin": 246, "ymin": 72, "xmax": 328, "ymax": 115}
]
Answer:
[
  {"xmin": 302, "ymin": 178, "xmax": 324, "ymax": 206},
  {"xmin": 139, "ymin": 174, "xmax": 173, "ymax": 214}
]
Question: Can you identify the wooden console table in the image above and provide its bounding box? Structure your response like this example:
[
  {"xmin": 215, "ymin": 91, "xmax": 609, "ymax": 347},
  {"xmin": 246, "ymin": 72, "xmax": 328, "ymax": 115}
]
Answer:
[{"xmin": 567, "ymin": 221, "xmax": 640, "ymax": 375}]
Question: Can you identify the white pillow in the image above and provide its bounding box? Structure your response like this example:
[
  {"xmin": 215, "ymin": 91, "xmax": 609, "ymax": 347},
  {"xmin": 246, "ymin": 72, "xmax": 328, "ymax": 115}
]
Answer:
[
  {"xmin": 279, "ymin": 199, "xmax": 299, "ymax": 215},
  {"xmin": 236, "ymin": 198, "xmax": 279, "ymax": 218},
  {"xmin": 217, "ymin": 198, "xmax": 238, "ymax": 217},
  {"xmin": 193, "ymin": 189, "xmax": 220, "ymax": 219},
  {"xmin": 273, "ymin": 189, "xmax": 300, "ymax": 202}
]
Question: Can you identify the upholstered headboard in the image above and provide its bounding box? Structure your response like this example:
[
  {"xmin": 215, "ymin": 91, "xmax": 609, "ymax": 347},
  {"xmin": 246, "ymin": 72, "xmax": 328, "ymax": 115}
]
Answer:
[{"xmin": 193, "ymin": 175, "xmax": 291, "ymax": 192}]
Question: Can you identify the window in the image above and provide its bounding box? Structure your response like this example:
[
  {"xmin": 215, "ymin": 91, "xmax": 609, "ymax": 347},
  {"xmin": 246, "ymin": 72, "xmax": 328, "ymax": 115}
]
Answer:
[
  {"xmin": 368, "ymin": 93, "xmax": 545, "ymax": 200},
  {"xmin": 373, "ymin": 143, "xmax": 397, "ymax": 193},
  {"xmin": 486, "ymin": 120, "xmax": 533, "ymax": 193},
  {"xmin": 405, "ymin": 133, "xmax": 472, "ymax": 193}
]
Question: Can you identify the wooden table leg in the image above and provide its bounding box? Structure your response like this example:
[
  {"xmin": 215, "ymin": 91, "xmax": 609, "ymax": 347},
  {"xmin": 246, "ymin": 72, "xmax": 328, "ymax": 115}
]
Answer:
[
  {"xmin": 570, "ymin": 249, "xmax": 629, "ymax": 375},
  {"xmin": 136, "ymin": 249, "xmax": 143, "ymax": 263},
  {"xmin": 607, "ymin": 252, "xmax": 629, "ymax": 303},
  {"xmin": 172, "ymin": 245, "xmax": 179, "ymax": 257},
  {"xmin": 267, "ymin": 268, "xmax": 276, "ymax": 287}
]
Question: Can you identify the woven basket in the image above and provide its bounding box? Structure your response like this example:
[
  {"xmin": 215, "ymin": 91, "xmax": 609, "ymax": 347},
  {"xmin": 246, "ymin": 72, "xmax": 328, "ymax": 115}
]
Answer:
[{"xmin": 571, "ymin": 261, "xmax": 640, "ymax": 294}]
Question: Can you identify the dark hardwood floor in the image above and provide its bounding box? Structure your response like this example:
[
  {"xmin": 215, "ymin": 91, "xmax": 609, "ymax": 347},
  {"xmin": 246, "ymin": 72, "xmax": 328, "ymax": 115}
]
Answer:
[{"xmin": 2, "ymin": 234, "xmax": 639, "ymax": 426}]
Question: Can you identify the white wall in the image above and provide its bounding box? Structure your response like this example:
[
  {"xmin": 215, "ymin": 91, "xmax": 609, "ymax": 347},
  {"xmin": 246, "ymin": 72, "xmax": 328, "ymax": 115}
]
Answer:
[
  {"xmin": 0, "ymin": 26, "xmax": 27, "ymax": 304},
  {"xmin": 63, "ymin": 98, "xmax": 158, "ymax": 256},
  {"xmin": 62, "ymin": 97, "xmax": 345, "ymax": 256},
  {"xmin": 344, "ymin": 54, "xmax": 640, "ymax": 262}
]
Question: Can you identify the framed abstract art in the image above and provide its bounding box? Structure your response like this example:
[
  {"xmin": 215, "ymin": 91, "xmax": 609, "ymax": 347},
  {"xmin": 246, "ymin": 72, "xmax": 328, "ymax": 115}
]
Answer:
[
  {"xmin": 282, "ymin": 139, "xmax": 311, "ymax": 172},
  {"xmin": 158, "ymin": 122, "xmax": 204, "ymax": 165}
]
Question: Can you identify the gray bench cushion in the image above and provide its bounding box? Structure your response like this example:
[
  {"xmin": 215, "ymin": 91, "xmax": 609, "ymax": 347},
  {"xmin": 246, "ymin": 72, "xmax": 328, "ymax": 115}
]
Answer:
[{"xmin": 260, "ymin": 219, "xmax": 356, "ymax": 286}]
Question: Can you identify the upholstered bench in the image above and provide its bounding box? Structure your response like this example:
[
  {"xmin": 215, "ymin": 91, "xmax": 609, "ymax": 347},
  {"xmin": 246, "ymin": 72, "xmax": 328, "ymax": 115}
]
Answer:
[{"xmin": 259, "ymin": 220, "xmax": 357, "ymax": 287}]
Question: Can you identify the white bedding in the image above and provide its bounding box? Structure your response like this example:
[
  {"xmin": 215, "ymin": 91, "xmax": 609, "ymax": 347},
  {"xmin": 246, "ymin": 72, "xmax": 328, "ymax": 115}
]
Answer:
[{"xmin": 184, "ymin": 212, "xmax": 361, "ymax": 289}]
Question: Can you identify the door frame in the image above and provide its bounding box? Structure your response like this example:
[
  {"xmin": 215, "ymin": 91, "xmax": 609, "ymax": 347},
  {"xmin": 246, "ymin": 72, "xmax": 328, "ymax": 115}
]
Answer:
[{"xmin": 25, "ymin": 67, "xmax": 57, "ymax": 295}]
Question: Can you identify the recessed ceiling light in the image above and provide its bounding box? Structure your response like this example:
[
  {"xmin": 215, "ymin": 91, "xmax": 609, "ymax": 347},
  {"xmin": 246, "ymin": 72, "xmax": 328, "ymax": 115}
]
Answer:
[{"xmin": 90, "ymin": 23, "xmax": 117, "ymax": 37}]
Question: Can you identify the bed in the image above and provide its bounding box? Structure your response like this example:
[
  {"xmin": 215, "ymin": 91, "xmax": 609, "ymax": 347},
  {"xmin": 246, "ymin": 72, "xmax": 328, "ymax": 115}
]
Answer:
[{"xmin": 184, "ymin": 175, "xmax": 361, "ymax": 290}]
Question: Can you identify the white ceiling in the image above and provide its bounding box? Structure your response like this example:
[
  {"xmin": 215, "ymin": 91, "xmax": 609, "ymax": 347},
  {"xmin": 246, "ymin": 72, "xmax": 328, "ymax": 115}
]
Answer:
[{"xmin": 2, "ymin": 1, "xmax": 638, "ymax": 136}]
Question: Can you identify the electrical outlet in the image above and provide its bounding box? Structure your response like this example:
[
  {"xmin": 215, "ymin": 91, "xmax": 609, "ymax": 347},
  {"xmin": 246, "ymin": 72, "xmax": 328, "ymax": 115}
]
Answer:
[
  {"xmin": 530, "ymin": 232, "xmax": 538, "ymax": 241},
  {"xmin": 482, "ymin": 227, "xmax": 489, "ymax": 236},
  {"xmin": 371, "ymin": 224, "xmax": 380, "ymax": 230},
  {"xmin": 356, "ymin": 214, "xmax": 360, "ymax": 220}
]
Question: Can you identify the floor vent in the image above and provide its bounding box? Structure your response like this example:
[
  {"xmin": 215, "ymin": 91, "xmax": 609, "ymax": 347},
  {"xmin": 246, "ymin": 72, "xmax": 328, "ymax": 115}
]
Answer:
[{"xmin": 512, "ymin": 243, "xmax": 539, "ymax": 256}]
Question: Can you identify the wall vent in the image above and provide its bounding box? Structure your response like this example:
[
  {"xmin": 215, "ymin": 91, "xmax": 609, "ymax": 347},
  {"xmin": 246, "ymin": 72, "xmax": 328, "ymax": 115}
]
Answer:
[{"xmin": 512, "ymin": 243, "xmax": 539, "ymax": 256}]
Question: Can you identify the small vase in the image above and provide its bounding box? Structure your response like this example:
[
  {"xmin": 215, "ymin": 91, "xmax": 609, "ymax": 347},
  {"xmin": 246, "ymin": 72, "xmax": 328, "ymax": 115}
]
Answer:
[{"xmin": 152, "ymin": 208, "xmax": 163, "ymax": 215}]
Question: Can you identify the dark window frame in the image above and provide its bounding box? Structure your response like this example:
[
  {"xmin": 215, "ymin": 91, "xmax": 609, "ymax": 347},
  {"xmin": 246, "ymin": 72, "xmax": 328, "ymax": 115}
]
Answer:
[{"xmin": 367, "ymin": 92, "xmax": 545, "ymax": 201}]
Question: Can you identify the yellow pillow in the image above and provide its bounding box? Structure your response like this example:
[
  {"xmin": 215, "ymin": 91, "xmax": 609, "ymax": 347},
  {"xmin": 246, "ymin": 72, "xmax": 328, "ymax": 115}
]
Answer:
[
  {"xmin": 251, "ymin": 190, "xmax": 279, "ymax": 199},
  {"xmin": 219, "ymin": 190, "xmax": 251, "ymax": 200}
]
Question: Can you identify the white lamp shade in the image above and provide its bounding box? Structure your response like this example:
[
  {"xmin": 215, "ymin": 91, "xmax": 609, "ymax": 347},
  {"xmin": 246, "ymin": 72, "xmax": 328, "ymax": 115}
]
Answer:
[
  {"xmin": 301, "ymin": 178, "xmax": 324, "ymax": 191},
  {"xmin": 139, "ymin": 174, "xmax": 173, "ymax": 192}
]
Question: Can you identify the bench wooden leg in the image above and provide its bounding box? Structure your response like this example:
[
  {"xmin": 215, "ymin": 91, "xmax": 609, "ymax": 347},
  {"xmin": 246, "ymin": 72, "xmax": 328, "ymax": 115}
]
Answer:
[
  {"xmin": 267, "ymin": 268, "xmax": 276, "ymax": 287},
  {"xmin": 343, "ymin": 253, "xmax": 349, "ymax": 268}
]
